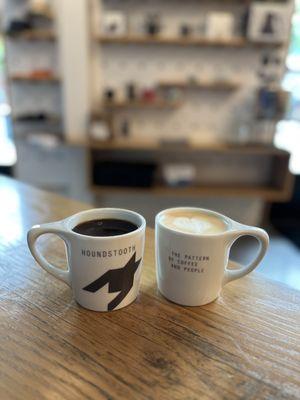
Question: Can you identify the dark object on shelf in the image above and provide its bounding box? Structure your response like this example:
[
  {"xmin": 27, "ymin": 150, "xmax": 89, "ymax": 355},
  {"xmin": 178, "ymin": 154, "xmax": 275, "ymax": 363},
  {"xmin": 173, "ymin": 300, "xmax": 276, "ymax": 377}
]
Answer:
[
  {"xmin": 141, "ymin": 88, "xmax": 157, "ymax": 102},
  {"xmin": 261, "ymin": 13, "xmax": 277, "ymax": 35},
  {"xmin": 6, "ymin": 20, "xmax": 33, "ymax": 34},
  {"xmin": 261, "ymin": 51, "xmax": 281, "ymax": 68},
  {"xmin": 145, "ymin": 14, "xmax": 161, "ymax": 36},
  {"xmin": 240, "ymin": 6, "xmax": 250, "ymax": 37},
  {"xmin": 257, "ymin": 87, "xmax": 287, "ymax": 120},
  {"xmin": 126, "ymin": 83, "xmax": 136, "ymax": 101},
  {"xmin": 257, "ymin": 88, "xmax": 278, "ymax": 119},
  {"xmin": 93, "ymin": 161, "xmax": 157, "ymax": 188},
  {"xmin": 15, "ymin": 112, "xmax": 54, "ymax": 122},
  {"xmin": 5, "ymin": 8, "xmax": 52, "ymax": 35},
  {"xmin": 262, "ymin": 52, "xmax": 270, "ymax": 66},
  {"xmin": 180, "ymin": 24, "xmax": 193, "ymax": 37},
  {"xmin": 120, "ymin": 119, "xmax": 130, "ymax": 137},
  {"xmin": 258, "ymin": 52, "xmax": 281, "ymax": 85},
  {"xmin": 104, "ymin": 88, "xmax": 115, "ymax": 102}
]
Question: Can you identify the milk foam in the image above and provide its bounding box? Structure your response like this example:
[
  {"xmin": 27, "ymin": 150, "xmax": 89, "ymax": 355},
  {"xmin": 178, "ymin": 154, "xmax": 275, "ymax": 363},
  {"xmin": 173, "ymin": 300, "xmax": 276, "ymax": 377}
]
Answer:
[{"xmin": 160, "ymin": 210, "xmax": 227, "ymax": 235}]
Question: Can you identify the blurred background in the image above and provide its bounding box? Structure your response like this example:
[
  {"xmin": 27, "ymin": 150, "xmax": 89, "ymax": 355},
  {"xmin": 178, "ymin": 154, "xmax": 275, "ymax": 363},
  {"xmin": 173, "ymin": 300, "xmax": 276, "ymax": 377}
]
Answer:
[{"xmin": 0, "ymin": 0, "xmax": 299, "ymax": 288}]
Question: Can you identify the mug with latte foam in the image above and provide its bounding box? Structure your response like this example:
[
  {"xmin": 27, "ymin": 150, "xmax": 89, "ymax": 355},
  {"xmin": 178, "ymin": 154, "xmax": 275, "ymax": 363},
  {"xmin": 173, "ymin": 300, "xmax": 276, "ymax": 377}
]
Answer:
[{"xmin": 155, "ymin": 207, "xmax": 269, "ymax": 306}]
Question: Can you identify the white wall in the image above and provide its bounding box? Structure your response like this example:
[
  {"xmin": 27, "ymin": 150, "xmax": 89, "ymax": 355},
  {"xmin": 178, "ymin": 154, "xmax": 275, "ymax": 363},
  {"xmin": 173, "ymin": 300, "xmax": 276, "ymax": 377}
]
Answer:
[{"xmin": 55, "ymin": 0, "xmax": 90, "ymax": 141}]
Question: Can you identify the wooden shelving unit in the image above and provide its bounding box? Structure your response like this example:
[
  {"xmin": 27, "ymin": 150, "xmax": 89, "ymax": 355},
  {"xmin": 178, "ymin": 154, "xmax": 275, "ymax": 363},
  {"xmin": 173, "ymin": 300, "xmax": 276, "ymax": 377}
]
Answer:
[
  {"xmin": 5, "ymin": 29, "xmax": 56, "ymax": 41},
  {"xmin": 4, "ymin": 1, "xmax": 64, "ymax": 152},
  {"xmin": 96, "ymin": 35, "xmax": 285, "ymax": 48},
  {"xmin": 159, "ymin": 80, "xmax": 240, "ymax": 91},
  {"xmin": 85, "ymin": 140, "xmax": 294, "ymax": 202}
]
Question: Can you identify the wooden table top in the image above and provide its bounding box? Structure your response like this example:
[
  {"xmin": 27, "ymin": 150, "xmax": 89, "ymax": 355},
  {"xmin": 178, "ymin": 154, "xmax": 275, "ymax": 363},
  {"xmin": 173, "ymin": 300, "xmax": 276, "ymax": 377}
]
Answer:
[{"xmin": 0, "ymin": 176, "xmax": 299, "ymax": 400}]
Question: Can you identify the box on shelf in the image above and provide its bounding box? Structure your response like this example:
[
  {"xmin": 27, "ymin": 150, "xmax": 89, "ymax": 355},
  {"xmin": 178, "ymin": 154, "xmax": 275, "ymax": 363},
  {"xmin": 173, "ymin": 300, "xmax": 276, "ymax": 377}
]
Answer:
[{"xmin": 248, "ymin": 2, "xmax": 291, "ymax": 43}]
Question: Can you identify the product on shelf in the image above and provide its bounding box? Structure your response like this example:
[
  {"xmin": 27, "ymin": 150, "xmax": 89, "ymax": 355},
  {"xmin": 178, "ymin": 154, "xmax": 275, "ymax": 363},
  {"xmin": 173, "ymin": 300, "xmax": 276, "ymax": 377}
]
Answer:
[
  {"xmin": 101, "ymin": 11, "xmax": 128, "ymax": 37},
  {"xmin": 104, "ymin": 88, "xmax": 115, "ymax": 102},
  {"xmin": 247, "ymin": 2, "xmax": 290, "ymax": 43},
  {"xmin": 239, "ymin": 5, "xmax": 250, "ymax": 37},
  {"xmin": 180, "ymin": 24, "xmax": 193, "ymax": 37},
  {"xmin": 141, "ymin": 87, "xmax": 157, "ymax": 102},
  {"xmin": 145, "ymin": 14, "xmax": 161, "ymax": 36},
  {"xmin": 26, "ymin": 132, "xmax": 61, "ymax": 148},
  {"xmin": 120, "ymin": 119, "xmax": 130, "ymax": 138},
  {"xmin": 258, "ymin": 51, "xmax": 282, "ymax": 84},
  {"xmin": 126, "ymin": 83, "xmax": 137, "ymax": 101},
  {"xmin": 162, "ymin": 164, "xmax": 197, "ymax": 187},
  {"xmin": 162, "ymin": 87, "xmax": 183, "ymax": 102},
  {"xmin": 90, "ymin": 119, "xmax": 111, "ymax": 141},
  {"xmin": 206, "ymin": 12, "xmax": 235, "ymax": 40},
  {"xmin": 256, "ymin": 87, "xmax": 288, "ymax": 120},
  {"xmin": 6, "ymin": 20, "xmax": 33, "ymax": 35},
  {"xmin": 6, "ymin": 1, "xmax": 53, "ymax": 35}
]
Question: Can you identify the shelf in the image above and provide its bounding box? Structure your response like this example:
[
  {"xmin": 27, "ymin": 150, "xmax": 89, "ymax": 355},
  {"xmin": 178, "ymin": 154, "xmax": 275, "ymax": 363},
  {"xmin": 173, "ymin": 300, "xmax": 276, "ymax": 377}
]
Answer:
[
  {"xmin": 13, "ymin": 114, "xmax": 61, "ymax": 124},
  {"xmin": 10, "ymin": 74, "xmax": 60, "ymax": 83},
  {"xmin": 102, "ymin": 100, "xmax": 182, "ymax": 110},
  {"xmin": 90, "ymin": 183, "xmax": 292, "ymax": 202},
  {"xmin": 96, "ymin": 35, "xmax": 284, "ymax": 48},
  {"xmin": 159, "ymin": 80, "xmax": 240, "ymax": 91},
  {"xmin": 79, "ymin": 140, "xmax": 293, "ymax": 202},
  {"xmin": 6, "ymin": 29, "xmax": 56, "ymax": 41},
  {"xmin": 75, "ymin": 139, "xmax": 290, "ymax": 156}
]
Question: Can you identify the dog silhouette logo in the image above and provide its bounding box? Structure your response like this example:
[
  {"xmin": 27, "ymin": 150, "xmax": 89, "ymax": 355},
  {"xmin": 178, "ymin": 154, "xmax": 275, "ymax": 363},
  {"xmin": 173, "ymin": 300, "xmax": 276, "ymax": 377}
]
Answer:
[{"xmin": 83, "ymin": 252, "xmax": 141, "ymax": 311}]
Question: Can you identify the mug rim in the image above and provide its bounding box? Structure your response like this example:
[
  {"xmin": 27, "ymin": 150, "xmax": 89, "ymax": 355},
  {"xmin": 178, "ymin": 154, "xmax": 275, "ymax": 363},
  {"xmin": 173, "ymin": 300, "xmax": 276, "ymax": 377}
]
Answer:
[
  {"xmin": 64, "ymin": 208, "xmax": 146, "ymax": 240},
  {"xmin": 156, "ymin": 207, "xmax": 232, "ymax": 238}
]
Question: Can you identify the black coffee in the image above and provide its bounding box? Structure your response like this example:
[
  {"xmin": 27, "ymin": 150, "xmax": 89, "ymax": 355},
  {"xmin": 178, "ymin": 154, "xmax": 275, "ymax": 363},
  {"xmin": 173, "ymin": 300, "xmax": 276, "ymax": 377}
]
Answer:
[{"xmin": 73, "ymin": 219, "xmax": 138, "ymax": 237}]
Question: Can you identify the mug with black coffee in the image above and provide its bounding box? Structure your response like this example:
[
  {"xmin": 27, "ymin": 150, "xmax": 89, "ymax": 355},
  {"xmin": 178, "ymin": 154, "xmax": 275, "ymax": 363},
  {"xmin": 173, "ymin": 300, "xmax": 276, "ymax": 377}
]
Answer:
[
  {"xmin": 156, "ymin": 207, "xmax": 269, "ymax": 306},
  {"xmin": 27, "ymin": 208, "xmax": 146, "ymax": 311}
]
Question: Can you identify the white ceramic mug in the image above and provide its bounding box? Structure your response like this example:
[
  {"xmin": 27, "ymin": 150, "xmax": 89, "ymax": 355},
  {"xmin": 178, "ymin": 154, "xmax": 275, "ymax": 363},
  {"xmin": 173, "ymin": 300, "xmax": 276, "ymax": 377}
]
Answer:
[
  {"xmin": 28, "ymin": 208, "xmax": 146, "ymax": 312},
  {"xmin": 155, "ymin": 207, "xmax": 269, "ymax": 306}
]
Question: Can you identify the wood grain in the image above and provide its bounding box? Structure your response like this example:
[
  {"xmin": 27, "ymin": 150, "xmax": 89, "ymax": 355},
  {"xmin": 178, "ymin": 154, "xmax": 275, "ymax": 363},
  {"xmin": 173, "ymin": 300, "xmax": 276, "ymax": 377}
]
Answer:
[
  {"xmin": 102, "ymin": 100, "xmax": 182, "ymax": 110},
  {"xmin": 96, "ymin": 35, "xmax": 284, "ymax": 48},
  {"xmin": 159, "ymin": 80, "xmax": 240, "ymax": 91},
  {"xmin": 5, "ymin": 29, "xmax": 56, "ymax": 41},
  {"xmin": 9, "ymin": 74, "xmax": 60, "ymax": 83},
  {"xmin": 0, "ymin": 176, "xmax": 299, "ymax": 400}
]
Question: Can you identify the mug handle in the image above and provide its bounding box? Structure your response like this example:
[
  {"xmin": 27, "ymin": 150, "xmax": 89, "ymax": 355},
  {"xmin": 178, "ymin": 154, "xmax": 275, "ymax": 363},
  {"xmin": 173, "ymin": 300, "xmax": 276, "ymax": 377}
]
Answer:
[
  {"xmin": 27, "ymin": 221, "xmax": 72, "ymax": 286},
  {"xmin": 223, "ymin": 224, "xmax": 269, "ymax": 286}
]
